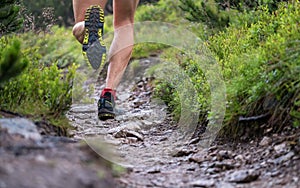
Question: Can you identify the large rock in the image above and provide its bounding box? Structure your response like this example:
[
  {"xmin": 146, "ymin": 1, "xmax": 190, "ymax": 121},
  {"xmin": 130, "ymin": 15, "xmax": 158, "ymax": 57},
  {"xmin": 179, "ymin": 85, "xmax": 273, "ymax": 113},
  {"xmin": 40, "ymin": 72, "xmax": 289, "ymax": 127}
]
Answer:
[{"xmin": 0, "ymin": 118, "xmax": 41, "ymax": 141}]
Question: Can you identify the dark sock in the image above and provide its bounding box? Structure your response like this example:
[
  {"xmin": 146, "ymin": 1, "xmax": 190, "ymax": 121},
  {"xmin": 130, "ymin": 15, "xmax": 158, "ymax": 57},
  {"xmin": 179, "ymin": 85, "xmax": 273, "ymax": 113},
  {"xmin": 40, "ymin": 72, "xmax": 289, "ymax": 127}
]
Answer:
[{"xmin": 101, "ymin": 88, "xmax": 116, "ymax": 100}]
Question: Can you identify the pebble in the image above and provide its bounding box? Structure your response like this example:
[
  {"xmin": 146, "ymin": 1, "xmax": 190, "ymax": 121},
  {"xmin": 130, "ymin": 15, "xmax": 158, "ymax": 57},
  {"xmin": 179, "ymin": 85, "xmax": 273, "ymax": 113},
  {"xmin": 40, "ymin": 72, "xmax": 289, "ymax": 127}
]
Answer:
[
  {"xmin": 126, "ymin": 137, "xmax": 138, "ymax": 143},
  {"xmin": 274, "ymin": 151, "xmax": 295, "ymax": 164},
  {"xmin": 189, "ymin": 153, "xmax": 210, "ymax": 164},
  {"xmin": 217, "ymin": 150, "xmax": 233, "ymax": 160},
  {"xmin": 206, "ymin": 168, "xmax": 220, "ymax": 174},
  {"xmin": 259, "ymin": 136, "xmax": 272, "ymax": 146},
  {"xmin": 189, "ymin": 179, "xmax": 215, "ymax": 187},
  {"xmin": 35, "ymin": 155, "xmax": 47, "ymax": 163},
  {"xmin": 107, "ymin": 121, "xmax": 141, "ymax": 134},
  {"xmin": 216, "ymin": 182, "xmax": 235, "ymax": 188},
  {"xmin": 234, "ymin": 154, "xmax": 244, "ymax": 161},
  {"xmin": 213, "ymin": 161, "xmax": 235, "ymax": 170},
  {"xmin": 274, "ymin": 142, "xmax": 289, "ymax": 154},
  {"xmin": 172, "ymin": 147, "xmax": 197, "ymax": 157},
  {"xmin": 113, "ymin": 129, "xmax": 144, "ymax": 141},
  {"xmin": 146, "ymin": 166, "xmax": 161, "ymax": 174},
  {"xmin": 226, "ymin": 169, "xmax": 260, "ymax": 183}
]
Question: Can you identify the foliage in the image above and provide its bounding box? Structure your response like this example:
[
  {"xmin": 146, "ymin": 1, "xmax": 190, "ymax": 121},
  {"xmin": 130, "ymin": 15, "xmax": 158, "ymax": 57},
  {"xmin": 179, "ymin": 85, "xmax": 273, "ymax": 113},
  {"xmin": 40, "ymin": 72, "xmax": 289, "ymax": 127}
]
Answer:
[
  {"xmin": 208, "ymin": 2, "xmax": 300, "ymax": 131},
  {"xmin": 179, "ymin": 0, "xmax": 230, "ymax": 30},
  {"xmin": 0, "ymin": 27, "xmax": 80, "ymax": 127},
  {"xmin": 214, "ymin": 0, "xmax": 287, "ymax": 12},
  {"xmin": 0, "ymin": 0, "xmax": 23, "ymax": 35},
  {"xmin": 153, "ymin": 48, "xmax": 211, "ymax": 122},
  {"xmin": 0, "ymin": 38, "xmax": 28, "ymax": 84},
  {"xmin": 152, "ymin": 1, "xmax": 300, "ymax": 136},
  {"xmin": 135, "ymin": 0, "xmax": 183, "ymax": 23},
  {"xmin": 20, "ymin": 26, "xmax": 83, "ymax": 68},
  {"xmin": 178, "ymin": 0, "xmax": 288, "ymax": 33},
  {"xmin": 20, "ymin": 0, "xmax": 73, "ymax": 29}
]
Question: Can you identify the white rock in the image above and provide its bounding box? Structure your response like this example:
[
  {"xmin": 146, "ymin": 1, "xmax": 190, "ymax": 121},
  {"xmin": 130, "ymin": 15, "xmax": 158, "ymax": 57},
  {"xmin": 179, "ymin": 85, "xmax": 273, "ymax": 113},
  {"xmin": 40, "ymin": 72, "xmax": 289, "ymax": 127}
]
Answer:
[{"xmin": 0, "ymin": 118, "xmax": 41, "ymax": 141}]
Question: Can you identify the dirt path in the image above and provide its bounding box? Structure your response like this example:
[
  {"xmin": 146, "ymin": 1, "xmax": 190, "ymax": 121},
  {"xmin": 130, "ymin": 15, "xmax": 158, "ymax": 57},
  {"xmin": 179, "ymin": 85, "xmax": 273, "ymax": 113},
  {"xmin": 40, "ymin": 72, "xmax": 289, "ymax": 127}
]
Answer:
[{"xmin": 67, "ymin": 57, "xmax": 300, "ymax": 188}]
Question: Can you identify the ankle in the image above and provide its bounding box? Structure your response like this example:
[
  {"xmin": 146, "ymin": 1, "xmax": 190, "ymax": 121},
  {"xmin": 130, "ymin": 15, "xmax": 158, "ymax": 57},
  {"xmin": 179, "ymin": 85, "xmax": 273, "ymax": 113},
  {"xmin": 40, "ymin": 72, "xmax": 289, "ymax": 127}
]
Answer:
[{"xmin": 101, "ymin": 88, "xmax": 116, "ymax": 100}]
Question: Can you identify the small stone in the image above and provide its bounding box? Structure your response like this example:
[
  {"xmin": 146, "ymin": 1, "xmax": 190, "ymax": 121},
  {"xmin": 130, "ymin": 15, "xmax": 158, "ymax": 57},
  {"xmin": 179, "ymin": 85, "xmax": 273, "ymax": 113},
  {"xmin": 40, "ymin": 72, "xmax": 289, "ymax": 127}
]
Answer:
[
  {"xmin": 141, "ymin": 120, "xmax": 153, "ymax": 126},
  {"xmin": 293, "ymin": 177, "xmax": 299, "ymax": 183},
  {"xmin": 274, "ymin": 142, "xmax": 289, "ymax": 154},
  {"xmin": 127, "ymin": 137, "xmax": 138, "ymax": 143},
  {"xmin": 216, "ymin": 182, "xmax": 235, "ymax": 188},
  {"xmin": 113, "ymin": 129, "xmax": 144, "ymax": 141},
  {"xmin": 125, "ymin": 130, "xmax": 144, "ymax": 141},
  {"xmin": 190, "ymin": 179, "xmax": 215, "ymax": 187},
  {"xmin": 189, "ymin": 154, "xmax": 209, "ymax": 164},
  {"xmin": 270, "ymin": 170, "xmax": 280, "ymax": 177},
  {"xmin": 274, "ymin": 151, "xmax": 295, "ymax": 164},
  {"xmin": 244, "ymin": 154, "xmax": 252, "ymax": 162},
  {"xmin": 84, "ymin": 120, "xmax": 93, "ymax": 124},
  {"xmin": 147, "ymin": 166, "xmax": 160, "ymax": 174},
  {"xmin": 173, "ymin": 147, "xmax": 197, "ymax": 157},
  {"xmin": 226, "ymin": 169, "xmax": 260, "ymax": 183},
  {"xmin": 234, "ymin": 155, "xmax": 244, "ymax": 161},
  {"xmin": 259, "ymin": 136, "xmax": 272, "ymax": 146},
  {"xmin": 206, "ymin": 168, "xmax": 220, "ymax": 174},
  {"xmin": 35, "ymin": 155, "xmax": 47, "ymax": 163},
  {"xmin": 107, "ymin": 121, "xmax": 141, "ymax": 134},
  {"xmin": 217, "ymin": 150, "xmax": 233, "ymax": 160},
  {"xmin": 208, "ymin": 146, "xmax": 218, "ymax": 152},
  {"xmin": 213, "ymin": 161, "xmax": 235, "ymax": 170}
]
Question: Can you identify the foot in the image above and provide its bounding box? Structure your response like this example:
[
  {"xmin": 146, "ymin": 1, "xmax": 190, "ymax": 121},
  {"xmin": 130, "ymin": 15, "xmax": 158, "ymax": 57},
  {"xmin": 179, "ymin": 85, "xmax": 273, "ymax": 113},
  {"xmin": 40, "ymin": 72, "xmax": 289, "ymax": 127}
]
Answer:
[
  {"xmin": 98, "ymin": 91, "xmax": 116, "ymax": 120},
  {"xmin": 73, "ymin": 5, "xmax": 106, "ymax": 70}
]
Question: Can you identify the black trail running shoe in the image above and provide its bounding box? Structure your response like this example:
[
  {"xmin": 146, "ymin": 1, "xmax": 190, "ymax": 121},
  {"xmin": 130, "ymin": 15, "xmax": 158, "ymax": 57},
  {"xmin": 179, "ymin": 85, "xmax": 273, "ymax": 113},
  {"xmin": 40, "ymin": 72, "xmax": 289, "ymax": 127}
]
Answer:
[
  {"xmin": 83, "ymin": 5, "xmax": 106, "ymax": 70},
  {"xmin": 98, "ymin": 91, "xmax": 116, "ymax": 120}
]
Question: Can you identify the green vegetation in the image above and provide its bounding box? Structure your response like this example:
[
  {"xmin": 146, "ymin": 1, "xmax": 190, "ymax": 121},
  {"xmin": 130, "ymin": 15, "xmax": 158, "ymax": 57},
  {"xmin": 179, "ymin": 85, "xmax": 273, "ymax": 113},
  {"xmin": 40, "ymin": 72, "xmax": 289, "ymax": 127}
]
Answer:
[
  {"xmin": 0, "ymin": 0, "xmax": 23, "ymax": 35},
  {"xmin": 20, "ymin": 0, "xmax": 73, "ymax": 28},
  {"xmin": 137, "ymin": 0, "xmax": 300, "ymax": 137},
  {"xmin": 209, "ymin": 2, "xmax": 300, "ymax": 133},
  {"xmin": 0, "ymin": 38, "xmax": 28, "ymax": 84},
  {"xmin": 0, "ymin": 27, "xmax": 80, "ymax": 129}
]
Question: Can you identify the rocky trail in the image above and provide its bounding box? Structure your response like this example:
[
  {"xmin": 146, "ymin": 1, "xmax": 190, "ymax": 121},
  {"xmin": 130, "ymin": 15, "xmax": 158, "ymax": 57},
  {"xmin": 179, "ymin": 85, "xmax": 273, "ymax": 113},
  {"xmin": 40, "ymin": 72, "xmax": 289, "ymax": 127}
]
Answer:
[{"xmin": 1, "ymin": 56, "xmax": 300, "ymax": 188}]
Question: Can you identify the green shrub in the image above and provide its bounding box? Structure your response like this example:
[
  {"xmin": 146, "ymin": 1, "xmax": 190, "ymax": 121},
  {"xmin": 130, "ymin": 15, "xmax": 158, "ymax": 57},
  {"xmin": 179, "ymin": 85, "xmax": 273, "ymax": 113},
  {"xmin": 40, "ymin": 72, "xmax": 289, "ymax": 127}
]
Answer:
[
  {"xmin": 0, "ymin": 37, "xmax": 28, "ymax": 84},
  {"xmin": 135, "ymin": 0, "xmax": 183, "ymax": 23},
  {"xmin": 0, "ymin": 0, "xmax": 23, "ymax": 35},
  {"xmin": 0, "ymin": 27, "xmax": 80, "ymax": 127},
  {"xmin": 154, "ymin": 1, "xmax": 300, "ymax": 136}
]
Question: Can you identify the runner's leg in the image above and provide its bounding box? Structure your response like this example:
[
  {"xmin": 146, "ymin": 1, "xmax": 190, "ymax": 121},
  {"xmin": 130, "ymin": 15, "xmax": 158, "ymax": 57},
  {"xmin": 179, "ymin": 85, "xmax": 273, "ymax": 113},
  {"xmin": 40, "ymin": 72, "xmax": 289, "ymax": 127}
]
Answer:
[{"xmin": 104, "ymin": 0, "xmax": 140, "ymax": 90}]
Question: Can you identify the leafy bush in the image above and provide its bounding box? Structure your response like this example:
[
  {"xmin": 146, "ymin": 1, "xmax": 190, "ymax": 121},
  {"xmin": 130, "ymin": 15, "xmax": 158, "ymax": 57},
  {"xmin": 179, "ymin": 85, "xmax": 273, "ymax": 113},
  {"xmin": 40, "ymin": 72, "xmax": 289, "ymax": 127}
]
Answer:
[
  {"xmin": 154, "ymin": 1, "xmax": 300, "ymax": 137},
  {"xmin": 208, "ymin": 2, "xmax": 300, "ymax": 131},
  {"xmin": 0, "ymin": 38, "xmax": 28, "ymax": 84},
  {"xmin": 0, "ymin": 0, "xmax": 23, "ymax": 35},
  {"xmin": 0, "ymin": 27, "xmax": 80, "ymax": 127},
  {"xmin": 179, "ymin": 0, "xmax": 230, "ymax": 30}
]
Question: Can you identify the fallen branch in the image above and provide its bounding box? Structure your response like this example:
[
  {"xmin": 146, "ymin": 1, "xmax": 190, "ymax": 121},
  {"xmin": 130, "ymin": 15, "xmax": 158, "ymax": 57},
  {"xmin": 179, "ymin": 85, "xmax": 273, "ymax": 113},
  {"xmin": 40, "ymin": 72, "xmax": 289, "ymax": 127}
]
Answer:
[{"xmin": 239, "ymin": 113, "xmax": 270, "ymax": 122}]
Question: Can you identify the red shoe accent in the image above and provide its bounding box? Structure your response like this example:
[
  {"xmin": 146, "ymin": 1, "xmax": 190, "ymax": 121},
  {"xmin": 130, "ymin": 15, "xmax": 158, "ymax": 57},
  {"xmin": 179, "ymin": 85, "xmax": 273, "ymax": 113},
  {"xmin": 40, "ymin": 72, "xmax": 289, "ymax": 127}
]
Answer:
[{"xmin": 101, "ymin": 88, "xmax": 116, "ymax": 100}]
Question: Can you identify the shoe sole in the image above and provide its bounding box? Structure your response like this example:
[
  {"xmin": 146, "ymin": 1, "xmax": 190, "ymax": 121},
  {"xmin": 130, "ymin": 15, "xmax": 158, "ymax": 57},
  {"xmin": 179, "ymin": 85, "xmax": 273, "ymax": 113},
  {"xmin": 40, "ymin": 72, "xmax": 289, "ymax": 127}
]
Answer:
[
  {"xmin": 83, "ymin": 5, "xmax": 106, "ymax": 70},
  {"xmin": 98, "ymin": 109, "xmax": 115, "ymax": 121}
]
